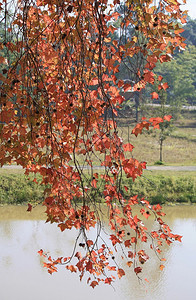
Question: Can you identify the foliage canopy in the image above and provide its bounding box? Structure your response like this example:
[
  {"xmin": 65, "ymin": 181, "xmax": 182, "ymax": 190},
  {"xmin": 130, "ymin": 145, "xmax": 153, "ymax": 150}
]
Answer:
[{"xmin": 0, "ymin": 0, "xmax": 186, "ymax": 287}]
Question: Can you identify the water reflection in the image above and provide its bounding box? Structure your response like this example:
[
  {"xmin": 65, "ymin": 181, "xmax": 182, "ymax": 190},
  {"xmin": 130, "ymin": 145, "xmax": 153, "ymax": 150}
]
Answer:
[{"xmin": 0, "ymin": 205, "xmax": 196, "ymax": 300}]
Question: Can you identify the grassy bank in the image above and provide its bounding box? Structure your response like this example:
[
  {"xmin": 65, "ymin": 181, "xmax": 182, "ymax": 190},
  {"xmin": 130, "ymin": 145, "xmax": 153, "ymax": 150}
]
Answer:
[
  {"xmin": 0, "ymin": 172, "xmax": 45, "ymax": 205},
  {"xmin": 0, "ymin": 169, "xmax": 195, "ymax": 205},
  {"xmin": 123, "ymin": 171, "xmax": 196, "ymax": 204}
]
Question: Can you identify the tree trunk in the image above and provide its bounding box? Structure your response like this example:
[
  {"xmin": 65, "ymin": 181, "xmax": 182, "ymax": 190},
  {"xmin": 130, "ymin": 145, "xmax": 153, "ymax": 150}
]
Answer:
[
  {"xmin": 135, "ymin": 91, "xmax": 140, "ymax": 122},
  {"xmin": 160, "ymin": 138, "xmax": 163, "ymax": 162}
]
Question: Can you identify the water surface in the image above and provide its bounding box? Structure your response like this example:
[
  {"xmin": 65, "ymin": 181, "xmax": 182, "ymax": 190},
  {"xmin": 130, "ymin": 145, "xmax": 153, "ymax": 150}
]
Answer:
[{"xmin": 0, "ymin": 205, "xmax": 196, "ymax": 300}]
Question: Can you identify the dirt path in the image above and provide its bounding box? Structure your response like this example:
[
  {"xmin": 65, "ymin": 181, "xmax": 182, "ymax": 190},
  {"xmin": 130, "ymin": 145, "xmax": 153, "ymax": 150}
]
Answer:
[
  {"xmin": 146, "ymin": 166, "xmax": 196, "ymax": 171},
  {"xmin": 1, "ymin": 165, "xmax": 196, "ymax": 171}
]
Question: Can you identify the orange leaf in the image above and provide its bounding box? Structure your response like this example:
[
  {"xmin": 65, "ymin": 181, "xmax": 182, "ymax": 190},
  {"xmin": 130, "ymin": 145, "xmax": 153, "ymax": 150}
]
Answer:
[
  {"xmin": 117, "ymin": 268, "xmax": 125, "ymax": 279},
  {"xmin": 162, "ymin": 82, "xmax": 169, "ymax": 90},
  {"xmin": 105, "ymin": 277, "xmax": 112, "ymax": 284},
  {"xmin": 151, "ymin": 92, "xmax": 159, "ymax": 99},
  {"xmin": 123, "ymin": 143, "xmax": 134, "ymax": 152},
  {"xmin": 90, "ymin": 281, "xmax": 99, "ymax": 288},
  {"xmin": 163, "ymin": 115, "xmax": 172, "ymax": 121},
  {"xmin": 124, "ymin": 239, "xmax": 131, "ymax": 247},
  {"xmin": 131, "ymin": 237, "xmax": 137, "ymax": 243},
  {"xmin": 159, "ymin": 265, "xmax": 165, "ymax": 271},
  {"xmin": 38, "ymin": 249, "xmax": 43, "ymax": 256},
  {"xmin": 126, "ymin": 261, "xmax": 133, "ymax": 267},
  {"xmin": 67, "ymin": 265, "xmax": 77, "ymax": 273},
  {"xmin": 175, "ymin": 235, "xmax": 182, "ymax": 242},
  {"xmin": 128, "ymin": 251, "xmax": 133, "ymax": 258}
]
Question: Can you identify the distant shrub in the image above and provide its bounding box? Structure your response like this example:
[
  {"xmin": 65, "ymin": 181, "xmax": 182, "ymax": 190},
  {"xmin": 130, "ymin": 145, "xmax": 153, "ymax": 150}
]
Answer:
[
  {"xmin": 0, "ymin": 172, "xmax": 195, "ymax": 205},
  {"xmin": 0, "ymin": 174, "xmax": 45, "ymax": 204},
  {"xmin": 149, "ymin": 195, "xmax": 166, "ymax": 205},
  {"xmin": 189, "ymin": 194, "xmax": 196, "ymax": 203},
  {"xmin": 176, "ymin": 195, "xmax": 189, "ymax": 203},
  {"xmin": 154, "ymin": 161, "xmax": 165, "ymax": 165}
]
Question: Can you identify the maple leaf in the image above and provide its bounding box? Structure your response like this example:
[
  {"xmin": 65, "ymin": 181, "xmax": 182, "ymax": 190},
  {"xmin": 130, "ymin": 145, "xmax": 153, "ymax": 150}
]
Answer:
[
  {"xmin": 124, "ymin": 239, "xmax": 131, "ymax": 247},
  {"xmin": 162, "ymin": 82, "xmax": 169, "ymax": 90},
  {"xmin": 107, "ymin": 265, "xmax": 116, "ymax": 271},
  {"xmin": 132, "ymin": 121, "xmax": 150, "ymax": 136},
  {"xmin": 134, "ymin": 267, "xmax": 142, "ymax": 274},
  {"xmin": 131, "ymin": 237, "xmax": 137, "ymax": 243},
  {"xmin": 86, "ymin": 240, "xmax": 94, "ymax": 247},
  {"xmin": 174, "ymin": 235, "xmax": 183, "ymax": 242},
  {"xmin": 128, "ymin": 251, "xmax": 133, "ymax": 259},
  {"xmin": 151, "ymin": 92, "xmax": 159, "ymax": 99},
  {"xmin": 105, "ymin": 277, "xmax": 112, "ymax": 284},
  {"xmin": 38, "ymin": 249, "xmax": 43, "ymax": 256},
  {"xmin": 110, "ymin": 234, "xmax": 122, "ymax": 246},
  {"xmin": 138, "ymin": 250, "xmax": 149, "ymax": 264},
  {"xmin": 86, "ymin": 260, "xmax": 93, "ymax": 273},
  {"xmin": 159, "ymin": 265, "xmax": 165, "ymax": 271},
  {"xmin": 90, "ymin": 281, "xmax": 99, "ymax": 288},
  {"xmin": 149, "ymin": 117, "xmax": 163, "ymax": 129},
  {"xmin": 67, "ymin": 265, "xmax": 77, "ymax": 273},
  {"xmin": 58, "ymin": 223, "xmax": 67, "ymax": 232},
  {"xmin": 164, "ymin": 115, "xmax": 172, "ymax": 121},
  {"xmin": 123, "ymin": 143, "xmax": 134, "ymax": 152},
  {"xmin": 126, "ymin": 261, "xmax": 133, "ymax": 267},
  {"xmin": 140, "ymin": 208, "xmax": 150, "ymax": 219},
  {"xmin": 27, "ymin": 203, "xmax": 32, "ymax": 212},
  {"xmin": 144, "ymin": 70, "xmax": 155, "ymax": 84},
  {"xmin": 117, "ymin": 268, "xmax": 125, "ymax": 279}
]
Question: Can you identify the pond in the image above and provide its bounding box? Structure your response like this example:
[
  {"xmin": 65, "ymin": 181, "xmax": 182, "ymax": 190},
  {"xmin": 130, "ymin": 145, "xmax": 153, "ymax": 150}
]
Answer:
[{"xmin": 0, "ymin": 205, "xmax": 196, "ymax": 300}]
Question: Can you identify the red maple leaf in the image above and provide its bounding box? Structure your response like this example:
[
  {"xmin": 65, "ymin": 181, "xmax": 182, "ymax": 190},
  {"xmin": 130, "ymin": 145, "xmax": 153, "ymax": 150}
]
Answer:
[
  {"xmin": 162, "ymin": 82, "xmax": 169, "ymax": 90},
  {"xmin": 27, "ymin": 203, "xmax": 32, "ymax": 212},
  {"xmin": 117, "ymin": 268, "xmax": 125, "ymax": 279},
  {"xmin": 134, "ymin": 267, "xmax": 142, "ymax": 274},
  {"xmin": 90, "ymin": 281, "xmax": 99, "ymax": 288},
  {"xmin": 151, "ymin": 92, "xmax": 159, "ymax": 99},
  {"xmin": 123, "ymin": 143, "xmax": 134, "ymax": 152},
  {"xmin": 163, "ymin": 115, "xmax": 172, "ymax": 121}
]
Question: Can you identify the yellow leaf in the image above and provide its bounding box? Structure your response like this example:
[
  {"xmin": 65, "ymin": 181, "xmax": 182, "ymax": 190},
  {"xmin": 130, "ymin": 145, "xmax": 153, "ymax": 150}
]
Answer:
[{"xmin": 167, "ymin": 0, "xmax": 178, "ymax": 4}]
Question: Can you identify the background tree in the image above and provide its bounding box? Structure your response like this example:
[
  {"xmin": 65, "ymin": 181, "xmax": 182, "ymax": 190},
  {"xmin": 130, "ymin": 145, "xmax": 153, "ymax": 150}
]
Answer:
[
  {"xmin": 119, "ymin": 18, "xmax": 196, "ymax": 119},
  {"xmin": 0, "ymin": 0, "xmax": 185, "ymax": 287},
  {"xmin": 110, "ymin": 2, "xmax": 148, "ymax": 122},
  {"xmin": 154, "ymin": 45, "xmax": 196, "ymax": 107},
  {"xmin": 181, "ymin": 18, "xmax": 196, "ymax": 46}
]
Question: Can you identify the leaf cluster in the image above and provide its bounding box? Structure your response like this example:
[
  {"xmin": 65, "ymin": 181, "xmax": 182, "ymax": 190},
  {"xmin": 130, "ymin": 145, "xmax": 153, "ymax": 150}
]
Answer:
[{"xmin": 0, "ymin": 0, "xmax": 186, "ymax": 287}]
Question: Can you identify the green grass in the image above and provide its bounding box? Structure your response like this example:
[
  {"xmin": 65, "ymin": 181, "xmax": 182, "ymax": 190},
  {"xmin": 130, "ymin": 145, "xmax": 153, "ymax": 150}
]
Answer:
[
  {"xmin": 132, "ymin": 171, "xmax": 196, "ymax": 204},
  {"xmin": 0, "ymin": 172, "xmax": 45, "ymax": 205},
  {"xmin": 0, "ymin": 169, "xmax": 195, "ymax": 205},
  {"xmin": 0, "ymin": 168, "xmax": 24, "ymax": 175},
  {"xmin": 116, "ymin": 109, "xmax": 196, "ymax": 166}
]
